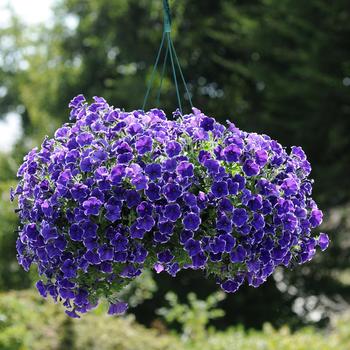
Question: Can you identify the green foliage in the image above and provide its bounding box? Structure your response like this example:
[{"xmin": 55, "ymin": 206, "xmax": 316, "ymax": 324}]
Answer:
[
  {"xmin": 157, "ymin": 291, "xmax": 350, "ymax": 349},
  {"xmin": 158, "ymin": 292, "xmax": 226, "ymax": 340},
  {"xmin": 1, "ymin": 291, "xmax": 350, "ymax": 350},
  {"xmin": 0, "ymin": 182, "xmax": 31, "ymax": 291},
  {"xmin": 119, "ymin": 269, "xmax": 158, "ymax": 308},
  {"xmin": 180, "ymin": 321, "xmax": 350, "ymax": 350},
  {"xmin": 0, "ymin": 290, "xmax": 179, "ymax": 350}
]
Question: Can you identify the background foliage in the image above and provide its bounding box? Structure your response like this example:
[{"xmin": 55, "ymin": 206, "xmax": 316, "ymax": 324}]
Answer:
[
  {"xmin": 0, "ymin": 0, "xmax": 349, "ymax": 346},
  {"xmin": 1, "ymin": 291, "xmax": 350, "ymax": 350}
]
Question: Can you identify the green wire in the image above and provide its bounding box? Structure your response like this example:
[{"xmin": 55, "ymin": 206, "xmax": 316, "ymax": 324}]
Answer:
[
  {"xmin": 163, "ymin": 0, "xmax": 172, "ymax": 33},
  {"xmin": 156, "ymin": 41, "xmax": 169, "ymax": 106},
  {"xmin": 167, "ymin": 33, "xmax": 182, "ymax": 114},
  {"xmin": 170, "ymin": 40, "xmax": 193, "ymax": 109},
  {"xmin": 143, "ymin": 0, "xmax": 193, "ymax": 113},
  {"xmin": 142, "ymin": 32, "xmax": 166, "ymax": 111}
]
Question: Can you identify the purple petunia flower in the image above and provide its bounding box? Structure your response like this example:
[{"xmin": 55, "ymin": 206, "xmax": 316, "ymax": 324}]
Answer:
[
  {"xmin": 164, "ymin": 204, "xmax": 181, "ymax": 222},
  {"xmin": 243, "ymin": 160, "xmax": 260, "ymax": 177},
  {"xmin": 105, "ymin": 202, "xmax": 122, "ymax": 223},
  {"xmin": 55, "ymin": 236, "xmax": 67, "ymax": 251},
  {"xmin": 179, "ymin": 231, "xmax": 192, "ymax": 245},
  {"xmin": 158, "ymin": 249, "xmax": 174, "ymax": 264},
  {"xmin": 61, "ymin": 259, "xmax": 77, "ymax": 278},
  {"xmin": 98, "ymin": 245, "xmax": 114, "ymax": 261},
  {"xmin": 221, "ymin": 233, "xmax": 236, "ymax": 252},
  {"xmin": 310, "ymin": 209, "xmax": 323, "ymax": 228},
  {"xmin": 83, "ymin": 197, "xmax": 102, "ymax": 216},
  {"xmin": 291, "ymin": 146, "xmax": 306, "ymax": 160},
  {"xmin": 318, "ymin": 233, "xmax": 329, "ymax": 251},
  {"xmin": 115, "ymin": 141, "xmax": 132, "ymax": 154},
  {"xmin": 158, "ymin": 221, "xmax": 174, "ymax": 235},
  {"xmin": 81, "ymin": 220, "xmax": 98, "ymax": 238},
  {"xmin": 192, "ymin": 252, "xmax": 207, "ymax": 269},
  {"xmin": 132, "ymin": 174, "xmax": 148, "ymax": 191},
  {"xmin": 251, "ymin": 213, "xmax": 265, "ymax": 230},
  {"xmin": 145, "ymin": 183, "xmax": 161, "ymax": 201},
  {"xmin": 210, "ymin": 237, "xmax": 226, "ymax": 254},
  {"xmin": 166, "ymin": 141, "xmax": 182, "ymax": 157},
  {"xmin": 110, "ymin": 165, "xmax": 125, "ymax": 184},
  {"xmin": 76, "ymin": 132, "xmax": 93, "ymax": 147},
  {"xmin": 216, "ymin": 215, "xmax": 232, "ymax": 233},
  {"xmin": 65, "ymin": 309, "xmax": 81, "ymax": 318},
  {"xmin": 219, "ymin": 198, "xmax": 234, "ymax": 212},
  {"xmin": 112, "ymin": 234, "xmax": 128, "ymax": 252},
  {"xmin": 136, "ymin": 135, "xmax": 153, "ymax": 155},
  {"xmin": 125, "ymin": 190, "xmax": 141, "ymax": 208},
  {"xmin": 55, "ymin": 127, "xmax": 70, "ymax": 140},
  {"xmin": 183, "ymin": 213, "xmax": 201, "ymax": 231},
  {"xmin": 71, "ymin": 183, "xmax": 89, "ymax": 201},
  {"xmin": 36, "ymin": 280, "xmax": 47, "ymax": 298},
  {"xmin": 41, "ymin": 223, "xmax": 58, "ymax": 243},
  {"xmin": 224, "ymin": 144, "xmax": 241, "ymax": 162},
  {"xmin": 154, "ymin": 263, "xmax": 165, "ymax": 273},
  {"xmin": 69, "ymin": 224, "xmax": 84, "ymax": 241},
  {"xmin": 255, "ymin": 149, "xmax": 268, "ymax": 166},
  {"xmin": 283, "ymin": 213, "xmax": 298, "ymax": 232},
  {"xmin": 211, "ymin": 181, "xmax": 228, "ymax": 198},
  {"xmin": 137, "ymin": 215, "xmax": 155, "ymax": 232},
  {"xmin": 118, "ymin": 152, "xmax": 133, "ymax": 164},
  {"xmin": 230, "ymin": 245, "xmax": 247, "ymax": 263},
  {"xmin": 183, "ymin": 193, "xmax": 197, "ymax": 207},
  {"xmin": 163, "ymin": 183, "xmax": 182, "ymax": 202},
  {"xmin": 177, "ymin": 161, "xmax": 194, "ymax": 178},
  {"xmin": 80, "ymin": 157, "xmax": 93, "ymax": 172},
  {"xmin": 130, "ymin": 223, "xmax": 146, "ymax": 239},
  {"xmin": 200, "ymin": 116, "xmax": 215, "ymax": 131},
  {"xmin": 163, "ymin": 158, "xmax": 177, "ymax": 172},
  {"xmin": 204, "ymin": 159, "xmax": 220, "ymax": 174},
  {"xmin": 145, "ymin": 163, "xmax": 162, "ymax": 180},
  {"xmin": 136, "ymin": 201, "xmax": 154, "ymax": 217},
  {"xmin": 221, "ymin": 280, "xmax": 239, "ymax": 293},
  {"xmin": 282, "ymin": 177, "xmax": 299, "ymax": 196},
  {"xmin": 85, "ymin": 250, "xmax": 100, "ymax": 265},
  {"xmin": 184, "ymin": 238, "xmax": 201, "ymax": 256},
  {"xmin": 232, "ymin": 208, "xmax": 248, "ymax": 227},
  {"xmin": 108, "ymin": 302, "xmax": 128, "ymax": 315},
  {"xmin": 69, "ymin": 94, "xmax": 85, "ymax": 108}
]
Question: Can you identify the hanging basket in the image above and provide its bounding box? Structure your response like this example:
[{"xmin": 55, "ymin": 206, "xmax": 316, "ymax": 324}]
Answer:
[{"xmin": 11, "ymin": 1, "xmax": 329, "ymax": 318}]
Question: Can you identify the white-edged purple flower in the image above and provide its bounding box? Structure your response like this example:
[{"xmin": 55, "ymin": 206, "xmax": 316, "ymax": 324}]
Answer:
[
  {"xmin": 224, "ymin": 144, "xmax": 241, "ymax": 162},
  {"xmin": 243, "ymin": 160, "xmax": 260, "ymax": 177},
  {"xmin": 176, "ymin": 161, "xmax": 194, "ymax": 178},
  {"xmin": 165, "ymin": 141, "xmax": 182, "ymax": 157},
  {"xmin": 211, "ymin": 181, "xmax": 229, "ymax": 198},
  {"xmin": 318, "ymin": 233, "xmax": 330, "ymax": 251},
  {"xmin": 135, "ymin": 135, "xmax": 153, "ymax": 155},
  {"xmin": 232, "ymin": 208, "xmax": 249, "ymax": 227},
  {"xmin": 163, "ymin": 183, "xmax": 182, "ymax": 202},
  {"xmin": 108, "ymin": 301, "xmax": 128, "ymax": 315},
  {"xmin": 164, "ymin": 204, "xmax": 181, "ymax": 222},
  {"xmin": 183, "ymin": 213, "xmax": 201, "ymax": 231},
  {"xmin": 83, "ymin": 197, "xmax": 102, "ymax": 216},
  {"xmin": 145, "ymin": 163, "xmax": 162, "ymax": 180}
]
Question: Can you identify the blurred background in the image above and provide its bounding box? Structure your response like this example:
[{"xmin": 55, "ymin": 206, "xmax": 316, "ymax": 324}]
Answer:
[{"xmin": 0, "ymin": 0, "xmax": 349, "ymax": 349}]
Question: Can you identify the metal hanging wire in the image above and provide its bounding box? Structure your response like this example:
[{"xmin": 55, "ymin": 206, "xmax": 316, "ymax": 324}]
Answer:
[{"xmin": 142, "ymin": 0, "xmax": 193, "ymax": 114}]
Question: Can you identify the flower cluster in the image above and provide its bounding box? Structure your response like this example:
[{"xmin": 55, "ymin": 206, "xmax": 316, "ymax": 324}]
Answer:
[{"xmin": 12, "ymin": 95, "xmax": 329, "ymax": 317}]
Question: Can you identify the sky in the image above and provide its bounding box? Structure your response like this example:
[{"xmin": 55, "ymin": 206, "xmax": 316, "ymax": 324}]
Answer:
[
  {"xmin": 0, "ymin": 0, "xmax": 53, "ymax": 152},
  {"xmin": 0, "ymin": 0, "xmax": 53, "ymax": 26}
]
